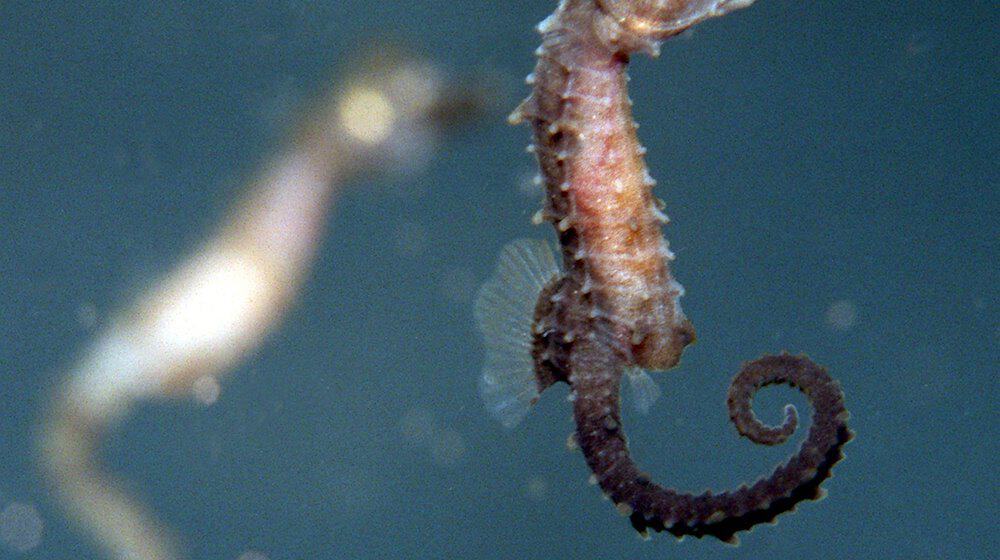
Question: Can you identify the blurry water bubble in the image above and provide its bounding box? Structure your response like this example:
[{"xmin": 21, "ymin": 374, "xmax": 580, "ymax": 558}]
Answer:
[
  {"xmin": 905, "ymin": 31, "xmax": 935, "ymax": 56},
  {"xmin": 429, "ymin": 427, "xmax": 467, "ymax": 467},
  {"xmin": 192, "ymin": 375, "xmax": 221, "ymax": 406},
  {"xmin": 393, "ymin": 221, "xmax": 429, "ymax": 258},
  {"xmin": 0, "ymin": 502, "xmax": 44, "ymax": 553},
  {"xmin": 399, "ymin": 408, "xmax": 467, "ymax": 467},
  {"xmin": 525, "ymin": 476, "xmax": 548, "ymax": 501},
  {"xmin": 398, "ymin": 407, "xmax": 438, "ymax": 445},
  {"xmin": 825, "ymin": 300, "xmax": 857, "ymax": 331},
  {"xmin": 236, "ymin": 551, "xmax": 269, "ymax": 560}
]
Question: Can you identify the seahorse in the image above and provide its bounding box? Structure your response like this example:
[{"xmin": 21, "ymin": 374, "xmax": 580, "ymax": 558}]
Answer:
[
  {"xmin": 475, "ymin": 0, "xmax": 852, "ymax": 544},
  {"xmin": 39, "ymin": 50, "xmax": 481, "ymax": 560}
]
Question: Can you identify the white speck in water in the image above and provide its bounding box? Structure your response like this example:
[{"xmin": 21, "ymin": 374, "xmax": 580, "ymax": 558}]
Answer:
[
  {"xmin": 825, "ymin": 300, "xmax": 857, "ymax": 331},
  {"xmin": 517, "ymin": 168, "xmax": 543, "ymax": 197},
  {"xmin": 0, "ymin": 502, "xmax": 44, "ymax": 553},
  {"xmin": 192, "ymin": 375, "xmax": 221, "ymax": 406}
]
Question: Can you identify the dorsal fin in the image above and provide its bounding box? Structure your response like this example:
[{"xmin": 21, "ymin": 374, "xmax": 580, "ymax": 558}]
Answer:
[
  {"xmin": 624, "ymin": 367, "xmax": 662, "ymax": 414},
  {"xmin": 474, "ymin": 239, "xmax": 559, "ymax": 428}
]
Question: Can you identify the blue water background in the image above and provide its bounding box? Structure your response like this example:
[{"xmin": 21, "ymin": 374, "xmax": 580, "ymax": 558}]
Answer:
[{"xmin": 1, "ymin": 1, "xmax": 996, "ymax": 559}]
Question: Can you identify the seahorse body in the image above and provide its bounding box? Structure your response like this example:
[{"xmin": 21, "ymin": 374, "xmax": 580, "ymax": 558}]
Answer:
[
  {"xmin": 511, "ymin": 0, "xmax": 694, "ymax": 372},
  {"xmin": 476, "ymin": 0, "xmax": 851, "ymax": 544}
]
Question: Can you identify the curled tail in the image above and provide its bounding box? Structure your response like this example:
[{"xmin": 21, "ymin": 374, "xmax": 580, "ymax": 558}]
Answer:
[{"xmin": 571, "ymin": 337, "xmax": 852, "ymax": 544}]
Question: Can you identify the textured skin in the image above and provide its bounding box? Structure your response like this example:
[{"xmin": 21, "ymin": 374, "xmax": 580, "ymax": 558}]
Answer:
[
  {"xmin": 515, "ymin": 0, "xmax": 694, "ymax": 371},
  {"xmin": 516, "ymin": 0, "xmax": 852, "ymax": 542},
  {"xmin": 571, "ymin": 341, "xmax": 851, "ymax": 542}
]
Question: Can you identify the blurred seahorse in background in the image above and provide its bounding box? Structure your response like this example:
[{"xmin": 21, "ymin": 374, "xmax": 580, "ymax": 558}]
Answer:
[
  {"xmin": 38, "ymin": 49, "xmax": 481, "ymax": 560},
  {"xmin": 476, "ymin": 0, "xmax": 852, "ymax": 544}
]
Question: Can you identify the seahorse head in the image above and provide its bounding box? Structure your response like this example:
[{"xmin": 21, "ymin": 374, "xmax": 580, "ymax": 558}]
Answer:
[{"xmin": 594, "ymin": 0, "xmax": 757, "ymax": 53}]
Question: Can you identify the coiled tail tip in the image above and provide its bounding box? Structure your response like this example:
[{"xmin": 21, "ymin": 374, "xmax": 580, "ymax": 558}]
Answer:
[{"xmin": 600, "ymin": 352, "xmax": 851, "ymax": 543}]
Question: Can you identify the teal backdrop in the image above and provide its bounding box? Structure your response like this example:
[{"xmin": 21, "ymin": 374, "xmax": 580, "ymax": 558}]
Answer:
[{"xmin": 1, "ymin": 1, "xmax": 995, "ymax": 559}]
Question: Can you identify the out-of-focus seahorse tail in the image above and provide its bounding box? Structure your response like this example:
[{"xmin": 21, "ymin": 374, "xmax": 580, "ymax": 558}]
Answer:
[
  {"xmin": 37, "ymin": 46, "xmax": 486, "ymax": 560},
  {"xmin": 40, "ymin": 401, "xmax": 182, "ymax": 560}
]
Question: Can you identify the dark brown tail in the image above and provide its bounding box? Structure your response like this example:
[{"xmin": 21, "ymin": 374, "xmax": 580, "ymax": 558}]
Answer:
[{"xmin": 571, "ymin": 341, "xmax": 852, "ymax": 544}]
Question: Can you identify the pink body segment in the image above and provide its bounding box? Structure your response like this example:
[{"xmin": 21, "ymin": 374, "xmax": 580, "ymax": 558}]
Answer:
[{"xmin": 515, "ymin": 0, "xmax": 693, "ymax": 370}]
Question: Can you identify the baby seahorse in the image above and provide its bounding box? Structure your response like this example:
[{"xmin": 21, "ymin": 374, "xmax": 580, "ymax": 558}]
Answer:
[{"xmin": 475, "ymin": 0, "xmax": 852, "ymax": 544}]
